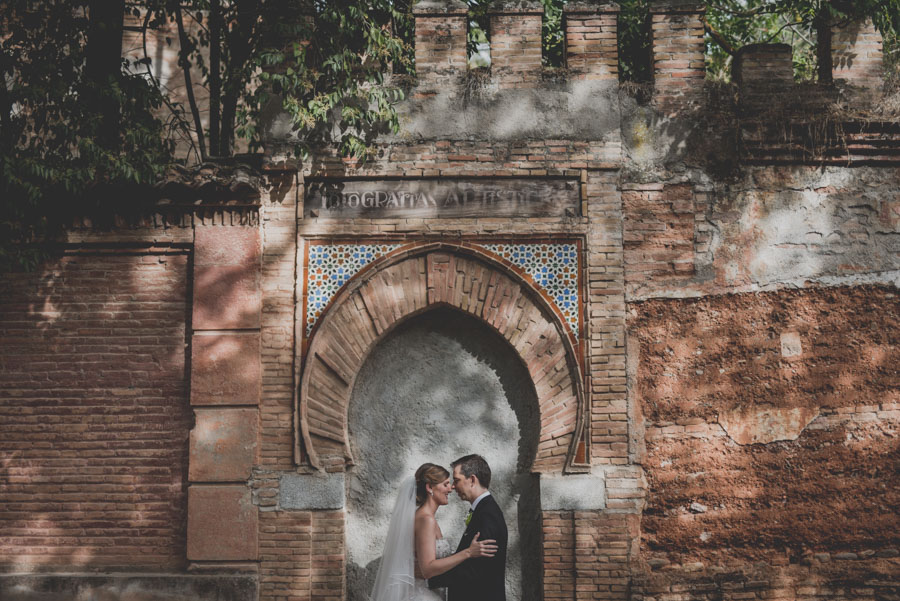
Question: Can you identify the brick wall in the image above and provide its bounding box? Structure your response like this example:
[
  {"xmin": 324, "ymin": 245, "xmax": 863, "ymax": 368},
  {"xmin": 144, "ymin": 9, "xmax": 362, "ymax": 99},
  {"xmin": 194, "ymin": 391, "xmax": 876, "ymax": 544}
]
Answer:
[
  {"xmin": 0, "ymin": 4, "xmax": 891, "ymax": 600},
  {"xmin": 489, "ymin": 3, "xmax": 543, "ymax": 88},
  {"xmin": 623, "ymin": 183, "xmax": 696, "ymax": 297},
  {"xmin": 259, "ymin": 172, "xmax": 299, "ymax": 470},
  {"xmin": 564, "ymin": 3, "xmax": 619, "ymax": 81},
  {"xmin": 831, "ymin": 18, "xmax": 884, "ymax": 89},
  {"xmin": 0, "ymin": 251, "xmax": 191, "ymax": 571},
  {"xmin": 629, "ymin": 286, "xmax": 899, "ymax": 566},
  {"xmin": 650, "ymin": 2, "xmax": 706, "ymax": 111},
  {"xmin": 543, "ymin": 511, "xmax": 640, "ymax": 601},
  {"xmin": 623, "ymin": 167, "xmax": 900, "ymax": 300},
  {"xmin": 259, "ymin": 511, "xmax": 345, "ymax": 601}
]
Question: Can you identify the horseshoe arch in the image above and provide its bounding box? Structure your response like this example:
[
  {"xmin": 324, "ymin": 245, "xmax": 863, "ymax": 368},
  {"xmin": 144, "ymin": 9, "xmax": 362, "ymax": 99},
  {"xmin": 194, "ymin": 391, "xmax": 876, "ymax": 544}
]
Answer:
[{"xmin": 296, "ymin": 242, "xmax": 587, "ymax": 474}]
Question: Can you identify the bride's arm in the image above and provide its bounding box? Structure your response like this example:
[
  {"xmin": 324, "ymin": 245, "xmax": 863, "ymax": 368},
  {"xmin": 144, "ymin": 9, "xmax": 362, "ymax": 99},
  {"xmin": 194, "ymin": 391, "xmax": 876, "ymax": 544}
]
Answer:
[{"xmin": 414, "ymin": 512, "xmax": 496, "ymax": 580}]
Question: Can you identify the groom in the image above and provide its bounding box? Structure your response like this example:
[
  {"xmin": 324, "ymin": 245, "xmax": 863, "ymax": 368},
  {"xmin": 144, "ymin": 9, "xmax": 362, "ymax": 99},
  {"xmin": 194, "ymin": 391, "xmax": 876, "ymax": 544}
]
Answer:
[{"xmin": 428, "ymin": 454, "xmax": 508, "ymax": 601}]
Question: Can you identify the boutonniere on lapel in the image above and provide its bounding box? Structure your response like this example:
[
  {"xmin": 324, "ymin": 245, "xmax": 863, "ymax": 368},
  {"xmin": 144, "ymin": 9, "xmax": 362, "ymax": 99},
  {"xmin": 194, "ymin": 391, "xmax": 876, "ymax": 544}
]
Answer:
[{"xmin": 465, "ymin": 509, "xmax": 473, "ymax": 526}]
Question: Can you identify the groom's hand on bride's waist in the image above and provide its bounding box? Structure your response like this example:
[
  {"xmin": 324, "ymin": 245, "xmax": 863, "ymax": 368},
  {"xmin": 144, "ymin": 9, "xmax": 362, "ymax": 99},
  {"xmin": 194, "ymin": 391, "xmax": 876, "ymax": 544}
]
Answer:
[{"xmin": 467, "ymin": 532, "xmax": 498, "ymax": 559}]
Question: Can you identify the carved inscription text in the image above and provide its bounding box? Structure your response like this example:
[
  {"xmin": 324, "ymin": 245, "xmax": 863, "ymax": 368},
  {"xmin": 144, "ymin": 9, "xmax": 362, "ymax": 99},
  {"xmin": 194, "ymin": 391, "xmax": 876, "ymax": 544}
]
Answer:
[{"xmin": 305, "ymin": 178, "xmax": 581, "ymax": 219}]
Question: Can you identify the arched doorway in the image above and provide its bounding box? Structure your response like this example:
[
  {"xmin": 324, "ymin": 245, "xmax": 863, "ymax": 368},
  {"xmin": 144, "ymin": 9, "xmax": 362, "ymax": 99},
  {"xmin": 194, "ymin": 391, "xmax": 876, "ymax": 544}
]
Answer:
[
  {"xmin": 345, "ymin": 308, "xmax": 541, "ymax": 601},
  {"xmin": 297, "ymin": 244, "xmax": 587, "ymax": 474}
]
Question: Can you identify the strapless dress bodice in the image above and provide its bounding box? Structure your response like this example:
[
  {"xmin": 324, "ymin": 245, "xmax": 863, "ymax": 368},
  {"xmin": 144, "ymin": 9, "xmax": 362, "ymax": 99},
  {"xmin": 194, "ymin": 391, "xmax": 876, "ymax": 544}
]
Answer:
[
  {"xmin": 434, "ymin": 538, "xmax": 453, "ymax": 559},
  {"xmin": 413, "ymin": 539, "xmax": 452, "ymax": 601}
]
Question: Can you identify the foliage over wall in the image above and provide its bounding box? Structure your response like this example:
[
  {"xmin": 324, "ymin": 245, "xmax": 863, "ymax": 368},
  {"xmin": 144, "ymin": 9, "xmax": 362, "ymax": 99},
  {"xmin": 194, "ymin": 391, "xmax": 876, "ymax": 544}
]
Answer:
[
  {"xmin": 0, "ymin": 0, "xmax": 409, "ymax": 269},
  {"xmin": 2, "ymin": 0, "xmax": 898, "ymax": 270}
]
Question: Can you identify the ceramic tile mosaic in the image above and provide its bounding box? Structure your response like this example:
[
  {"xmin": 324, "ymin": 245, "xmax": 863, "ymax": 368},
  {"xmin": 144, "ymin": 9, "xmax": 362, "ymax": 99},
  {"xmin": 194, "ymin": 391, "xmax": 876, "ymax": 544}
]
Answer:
[
  {"xmin": 305, "ymin": 243, "xmax": 402, "ymax": 335},
  {"xmin": 304, "ymin": 241, "xmax": 581, "ymax": 340},
  {"xmin": 480, "ymin": 243, "xmax": 580, "ymax": 338}
]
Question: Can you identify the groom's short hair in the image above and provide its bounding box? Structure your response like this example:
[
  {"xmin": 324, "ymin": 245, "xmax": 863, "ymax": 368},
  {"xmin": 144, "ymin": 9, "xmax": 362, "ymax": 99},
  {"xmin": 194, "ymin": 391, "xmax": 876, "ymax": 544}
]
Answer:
[{"xmin": 452, "ymin": 454, "xmax": 491, "ymax": 489}]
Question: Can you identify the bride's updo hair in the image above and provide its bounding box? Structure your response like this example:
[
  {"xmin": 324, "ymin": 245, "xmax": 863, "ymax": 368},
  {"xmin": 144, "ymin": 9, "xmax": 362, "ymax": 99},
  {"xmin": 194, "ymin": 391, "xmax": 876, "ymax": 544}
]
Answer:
[{"xmin": 414, "ymin": 463, "xmax": 449, "ymax": 506}]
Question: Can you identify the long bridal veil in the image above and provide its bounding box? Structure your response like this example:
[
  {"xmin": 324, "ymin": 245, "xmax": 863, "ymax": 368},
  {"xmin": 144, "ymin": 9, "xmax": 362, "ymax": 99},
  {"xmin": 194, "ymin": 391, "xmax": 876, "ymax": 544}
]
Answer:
[{"xmin": 370, "ymin": 476, "xmax": 416, "ymax": 601}]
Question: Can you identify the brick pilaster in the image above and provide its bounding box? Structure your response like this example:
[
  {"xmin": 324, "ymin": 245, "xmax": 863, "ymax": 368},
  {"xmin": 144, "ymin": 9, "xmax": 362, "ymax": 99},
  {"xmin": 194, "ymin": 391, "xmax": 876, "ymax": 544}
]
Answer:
[
  {"xmin": 585, "ymin": 171, "xmax": 627, "ymax": 465},
  {"xmin": 564, "ymin": 2, "xmax": 620, "ymax": 80},
  {"xmin": 832, "ymin": 18, "xmax": 883, "ymax": 89},
  {"xmin": 489, "ymin": 0, "xmax": 544, "ymax": 88},
  {"xmin": 258, "ymin": 169, "xmax": 300, "ymax": 470},
  {"xmin": 188, "ymin": 220, "xmax": 263, "ymax": 564},
  {"xmin": 650, "ymin": 0, "xmax": 705, "ymax": 111},
  {"xmin": 413, "ymin": 0, "xmax": 469, "ymax": 89}
]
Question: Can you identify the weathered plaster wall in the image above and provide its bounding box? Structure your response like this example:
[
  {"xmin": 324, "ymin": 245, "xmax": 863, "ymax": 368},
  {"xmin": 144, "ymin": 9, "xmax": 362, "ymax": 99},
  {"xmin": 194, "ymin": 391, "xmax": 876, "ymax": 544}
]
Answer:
[
  {"xmin": 623, "ymin": 167, "xmax": 900, "ymax": 300},
  {"xmin": 628, "ymin": 285, "xmax": 899, "ymax": 566},
  {"xmin": 345, "ymin": 308, "xmax": 541, "ymax": 601}
]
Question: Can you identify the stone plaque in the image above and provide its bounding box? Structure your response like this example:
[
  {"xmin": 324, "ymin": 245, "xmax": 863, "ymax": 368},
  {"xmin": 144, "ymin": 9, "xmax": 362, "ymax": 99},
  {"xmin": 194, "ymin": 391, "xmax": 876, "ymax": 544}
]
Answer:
[{"xmin": 304, "ymin": 178, "xmax": 581, "ymax": 219}]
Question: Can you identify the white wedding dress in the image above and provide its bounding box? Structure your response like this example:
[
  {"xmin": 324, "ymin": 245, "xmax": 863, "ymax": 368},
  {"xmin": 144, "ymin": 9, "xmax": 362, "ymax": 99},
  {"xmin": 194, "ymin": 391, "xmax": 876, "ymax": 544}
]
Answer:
[
  {"xmin": 413, "ymin": 538, "xmax": 452, "ymax": 601},
  {"xmin": 370, "ymin": 478, "xmax": 454, "ymax": 601}
]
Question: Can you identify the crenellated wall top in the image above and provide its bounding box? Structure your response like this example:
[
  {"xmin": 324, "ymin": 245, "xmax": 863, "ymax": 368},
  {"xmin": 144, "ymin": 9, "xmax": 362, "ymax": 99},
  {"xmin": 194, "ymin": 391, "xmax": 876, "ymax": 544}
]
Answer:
[
  {"xmin": 563, "ymin": 2, "xmax": 620, "ymax": 14},
  {"xmin": 412, "ymin": 0, "xmax": 467, "ymax": 15},
  {"xmin": 413, "ymin": 0, "xmax": 469, "ymax": 17},
  {"xmin": 649, "ymin": 0, "xmax": 705, "ymax": 13},
  {"xmin": 488, "ymin": 0, "xmax": 544, "ymax": 15}
]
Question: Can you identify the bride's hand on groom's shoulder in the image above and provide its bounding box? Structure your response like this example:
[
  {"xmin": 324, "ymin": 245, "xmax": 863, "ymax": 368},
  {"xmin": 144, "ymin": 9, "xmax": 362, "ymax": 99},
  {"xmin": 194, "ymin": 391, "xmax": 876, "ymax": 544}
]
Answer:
[{"xmin": 466, "ymin": 533, "xmax": 498, "ymax": 559}]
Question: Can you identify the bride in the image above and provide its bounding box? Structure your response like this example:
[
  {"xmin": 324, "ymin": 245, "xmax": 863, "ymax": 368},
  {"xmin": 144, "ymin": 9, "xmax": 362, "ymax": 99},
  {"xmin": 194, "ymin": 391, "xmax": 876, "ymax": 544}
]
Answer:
[{"xmin": 370, "ymin": 463, "xmax": 497, "ymax": 601}]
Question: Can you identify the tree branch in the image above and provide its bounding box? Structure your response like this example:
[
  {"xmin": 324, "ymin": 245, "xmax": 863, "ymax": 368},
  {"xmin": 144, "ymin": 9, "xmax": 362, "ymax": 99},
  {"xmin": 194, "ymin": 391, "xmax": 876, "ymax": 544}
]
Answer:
[
  {"xmin": 0, "ymin": 40, "xmax": 13, "ymax": 145},
  {"xmin": 139, "ymin": 7, "xmax": 200, "ymax": 164},
  {"xmin": 174, "ymin": 3, "xmax": 207, "ymax": 161},
  {"xmin": 208, "ymin": 0, "xmax": 221, "ymax": 157},
  {"xmin": 763, "ymin": 17, "xmax": 813, "ymax": 45},
  {"xmin": 701, "ymin": 15, "xmax": 736, "ymax": 55}
]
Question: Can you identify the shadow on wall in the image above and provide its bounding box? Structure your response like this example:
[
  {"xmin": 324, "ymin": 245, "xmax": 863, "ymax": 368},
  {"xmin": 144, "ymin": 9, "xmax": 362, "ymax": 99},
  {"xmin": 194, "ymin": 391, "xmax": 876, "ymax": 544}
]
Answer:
[
  {"xmin": 629, "ymin": 285, "xmax": 900, "ymax": 564},
  {"xmin": 0, "ymin": 250, "xmax": 193, "ymax": 573},
  {"xmin": 345, "ymin": 308, "xmax": 541, "ymax": 601}
]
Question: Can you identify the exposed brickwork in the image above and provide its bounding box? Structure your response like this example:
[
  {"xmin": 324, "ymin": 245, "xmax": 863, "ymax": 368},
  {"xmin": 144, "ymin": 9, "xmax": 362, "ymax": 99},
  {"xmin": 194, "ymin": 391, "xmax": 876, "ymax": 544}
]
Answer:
[
  {"xmin": 650, "ymin": 2, "xmax": 706, "ymax": 111},
  {"xmin": 629, "ymin": 286, "xmax": 900, "ymax": 565},
  {"xmin": 585, "ymin": 172, "xmax": 628, "ymax": 466},
  {"xmin": 259, "ymin": 172, "xmax": 300, "ymax": 469},
  {"xmin": 623, "ymin": 183, "xmax": 696, "ymax": 296},
  {"xmin": 733, "ymin": 43, "xmax": 794, "ymax": 107},
  {"xmin": 259, "ymin": 511, "xmax": 345, "ymax": 601},
  {"xmin": 564, "ymin": 3, "xmax": 619, "ymax": 80},
  {"xmin": 412, "ymin": 1, "xmax": 468, "ymax": 90},
  {"xmin": 542, "ymin": 510, "xmax": 576, "ymax": 600},
  {"xmin": 304, "ymin": 139, "xmax": 620, "ymax": 180},
  {"xmin": 832, "ymin": 18, "xmax": 884, "ymax": 89},
  {"xmin": 0, "ymin": 7, "xmax": 893, "ymax": 601},
  {"xmin": 732, "ymin": 43, "xmax": 793, "ymax": 87},
  {"xmin": 542, "ymin": 511, "xmax": 639, "ymax": 601},
  {"xmin": 634, "ymin": 561, "xmax": 900, "ymax": 601},
  {"xmin": 0, "ymin": 252, "xmax": 191, "ymax": 570},
  {"xmin": 489, "ymin": 3, "xmax": 543, "ymax": 88}
]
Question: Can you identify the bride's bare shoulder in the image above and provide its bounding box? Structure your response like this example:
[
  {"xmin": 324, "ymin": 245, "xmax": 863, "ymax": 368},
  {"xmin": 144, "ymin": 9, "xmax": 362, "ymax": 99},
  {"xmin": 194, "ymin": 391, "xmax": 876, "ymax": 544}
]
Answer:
[{"xmin": 414, "ymin": 507, "xmax": 437, "ymax": 529}]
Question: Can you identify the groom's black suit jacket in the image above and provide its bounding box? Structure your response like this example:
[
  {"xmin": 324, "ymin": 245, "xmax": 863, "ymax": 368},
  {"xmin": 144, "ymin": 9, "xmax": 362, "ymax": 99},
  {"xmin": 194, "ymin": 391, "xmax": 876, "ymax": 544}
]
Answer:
[{"xmin": 428, "ymin": 493, "xmax": 508, "ymax": 601}]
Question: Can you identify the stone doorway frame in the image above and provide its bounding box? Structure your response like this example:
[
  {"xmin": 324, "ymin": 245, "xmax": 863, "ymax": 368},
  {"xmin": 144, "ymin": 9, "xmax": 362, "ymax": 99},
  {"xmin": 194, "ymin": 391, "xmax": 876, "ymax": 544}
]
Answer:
[{"xmin": 295, "ymin": 242, "xmax": 587, "ymax": 474}]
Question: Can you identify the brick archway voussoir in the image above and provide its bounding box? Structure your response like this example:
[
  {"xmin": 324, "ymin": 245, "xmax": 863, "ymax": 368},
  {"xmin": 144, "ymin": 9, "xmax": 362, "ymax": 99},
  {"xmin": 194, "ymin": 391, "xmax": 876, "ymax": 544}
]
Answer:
[{"xmin": 299, "ymin": 246, "xmax": 584, "ymax": 474}]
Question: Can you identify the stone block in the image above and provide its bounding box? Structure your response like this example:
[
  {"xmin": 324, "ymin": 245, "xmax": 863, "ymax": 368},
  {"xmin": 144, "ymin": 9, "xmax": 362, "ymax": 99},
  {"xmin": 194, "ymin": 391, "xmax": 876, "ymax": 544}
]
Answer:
[
  {"xmin": 191, "ymin": 333, "xmax": 260, "ymax": 405},
  {"xmin": 882, "ymin": 201, "xmax": 900, "ymax": 229},
  {"xmin": 195, "ymin": 225, "xmax": 261, "ymax": 266},
  {"xmin": 190, "ymin": 408, "xmax": 259, "ymax": 481},
  {"xmin": 718, "ymin": 405, "xmax": 820, "ymax": 445},
  {"xmin": 187, "ymin": 485, "xmax": 258, "ymax": 560},
  {"xmin": 280, "ymin": 472, "xmax": 345, "ymax": 510},
  {"xmin": 780, "ymin": 331, "xmax": 803, "ymax": 358},
  {"xmin": 193, "ymin": 264, "xmax": 261, "ymax": 330},
  {"xmin": 0, "ymin": 574, "xmax": 258, "ymax": 601},
  {"xmin": 539, "ymin": 474, "xmax": 606, "ymax": 510}
]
